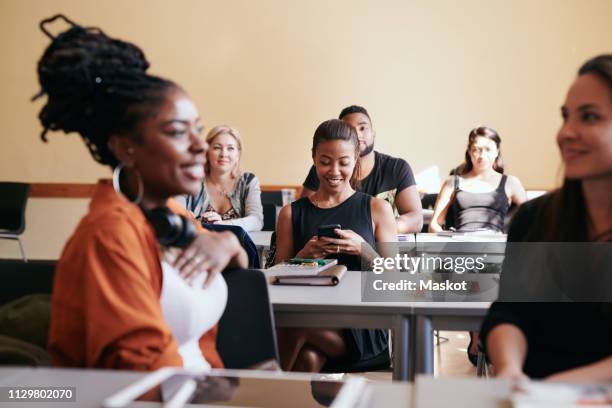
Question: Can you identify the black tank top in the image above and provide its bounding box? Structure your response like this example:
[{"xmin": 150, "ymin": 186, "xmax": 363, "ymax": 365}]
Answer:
[
  {"xmin": 291, "ymin": 192, "xmax": 374, "ymax": 271},
  {"xmin": 454, "ymin": 175, "xmax": 509, "ymax": 232}
]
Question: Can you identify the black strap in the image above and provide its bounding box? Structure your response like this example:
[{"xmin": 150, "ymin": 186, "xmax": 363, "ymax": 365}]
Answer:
[{"xmin": 497, "ymin": 175, "xmax": 508, "ymax": 192}]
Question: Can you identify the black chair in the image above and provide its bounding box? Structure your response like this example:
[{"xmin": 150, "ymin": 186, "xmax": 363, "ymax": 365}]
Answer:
[
  {"xmin": 419, "ymin": 192, "xmax": 458, "ymax": 231},
  {"xmin": 217, "ymin": 268, "xmax": 279, "ymax": 369},
  {"xmin": 262, "ymin": 203, "xmax": 277, "ymax": 231},
  {"xmin": 263, "ymin": 231, "xmax": 277, "ymax": 269},
  {"xmin": 201, "ymin": 224, "xmax": 260, "ymax": 268},
  {"xmin": 0, "ymin": 183, "xmax": 31, "ymax": 261},
  {"xmin": 322, "ymin": 350, "xmax": 391, "ymax": 374},
  {"xmin": 420, "ymin": 193, "xmax": 438, "ymax": 210},
  {"xmin": 261, "ymin": 191, "xmax": 283, "ymax": 232},
  {"xmin": 0, "ymin": 259, "xmax": 55, "ymax": 366},
  {"xmin": 260, "ymin": 191, "xmax": 283, "ymax": 206},
  {"xmin": 0, "ymin": 259, "xmax": 55, "ymax": 305}
]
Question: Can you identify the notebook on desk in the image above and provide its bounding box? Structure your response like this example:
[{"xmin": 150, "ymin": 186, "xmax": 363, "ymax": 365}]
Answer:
[
  {"xmin": 267, "ymin": 259, "xmax": 346, "ymax": 286},
  {"xmin": 267, "ymin": 258, "xmax": 338, "ymax": 276}
]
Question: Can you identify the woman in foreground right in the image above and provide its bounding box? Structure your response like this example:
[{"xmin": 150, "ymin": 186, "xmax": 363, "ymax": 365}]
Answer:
[{"xmin": 481, "ymin": 55, "xmax": 612, "ymax": 381}]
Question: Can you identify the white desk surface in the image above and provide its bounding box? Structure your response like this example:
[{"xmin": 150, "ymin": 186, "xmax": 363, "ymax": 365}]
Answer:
[
  {"xmin": 0, "ymin": 367, "xmax": 144, "ymax": 408},
  {"xmin": 249, "ymin": 230, "xmax": 274, "ymax": 247},
  {"xmin": 267, "ymin": 270, "xmax": 491, "ymax": 314},
  {"xmin": 0, "ymin": 367, "xmax": 414, "ymax": 408},
  {"xmin": 250, "ymin": 231, "xmax": 507, "ymax": 248},
  {"xmin": 0, "ymin": 367, "xmax": 529, "ymax": 408},
  {"xmin": 414, "ymin": 232, "xmax": 507, "ymax": 243}
]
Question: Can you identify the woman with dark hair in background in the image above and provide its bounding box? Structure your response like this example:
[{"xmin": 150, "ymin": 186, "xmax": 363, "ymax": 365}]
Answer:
[
  {"xmin": 274, "ymin": 119, "xmax": 397, "ymax": 372},
  {"xmin": 429, "ymin": 126, "xmax": 527, "ymax": 365},
  {"xmin": 35, "ymin": 15, "xmax": 247, "ymax": 371},
  {"xmin": 429, "ymin": 126, "xmax": 527, "ymax": 233},
  {"xmin": 482, "ymin": 55, "xmax": 612, "ymax": 381}
]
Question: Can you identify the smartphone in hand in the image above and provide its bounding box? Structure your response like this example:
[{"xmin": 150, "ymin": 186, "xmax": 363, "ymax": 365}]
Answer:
[{"xmin": 318, "ymin": 224, "xmax": 341, "ymax": 239}]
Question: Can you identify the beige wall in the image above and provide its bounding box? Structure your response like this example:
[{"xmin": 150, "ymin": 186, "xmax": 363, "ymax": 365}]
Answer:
[
  {"xmin": 1, "ymin": 0, "xmax": 611, "ymax": 258},
  {"xmin": 0, "ymin": 199, "xmax": 88, "ymax": 259}
]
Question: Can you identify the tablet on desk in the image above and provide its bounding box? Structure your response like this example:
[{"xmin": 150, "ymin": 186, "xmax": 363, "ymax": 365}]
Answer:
[{"xmin": 102, "ymin": 367, "xmax": 366, "ymax": 408}]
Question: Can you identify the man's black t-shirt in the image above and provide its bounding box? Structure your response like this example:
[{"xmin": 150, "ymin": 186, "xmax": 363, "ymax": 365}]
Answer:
[{"xmin": 302, "ymin": 151, "xmax": 416, "ymax": 213}]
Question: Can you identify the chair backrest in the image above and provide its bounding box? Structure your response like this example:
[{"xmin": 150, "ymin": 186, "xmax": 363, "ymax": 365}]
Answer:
[
  {"xmin": 262, "ymin": 203, "xmax": 277, "ymax": 231},
  {"xmin": 0, "ymin": 260, "xmax": 55, "ymax": 367},
  {"xmin": 217, "ymin": 268, "xmax": 279, "ymax": 369},
  {"xmin": 260, "ymin": 191, "xmax": 283, "ymax": 206},
  {"xmin": 420, "ymin": 193, "xmax": 438, "ymax": 210},
  {"xmin": 263, "ymin": 231, "xmax": 277, "ymax": 269},
  {"xmin": 201, "ymin": 224, "xmax": 260, "ymax": 268},
  {"xmin": 0, "ymin": 183, "xmax": 30, "ymax": 234},
  {"xmin": 0, "ymin": 260, "xmax": 56, "ymax": 305},
  {"xmin": 444, "ymin": 171, "xmax": 461, "ymax": 230}
]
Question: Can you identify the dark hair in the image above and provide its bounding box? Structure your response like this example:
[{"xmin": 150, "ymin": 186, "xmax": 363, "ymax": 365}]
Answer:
[
  {"xmin": 532, "ymin": 55, "xmax": 612, "ymax": 242},
  {"xmin": 33, "ymin": 15, "xmax": 178, "ymax": 168},
  {"xmin": 338, "ymin": 105, "xmax": 372, "ymax": 125},
  {"xmin": 311, "ymin": 119, "xmax": 361, "ymax": 189},
  {"xmin": 578, "ymin": 54, "xmax": 612, "ymax": 95},
  {"xmin": 458, "ymin": 126, "xmax": 504, "ymax": 175}
]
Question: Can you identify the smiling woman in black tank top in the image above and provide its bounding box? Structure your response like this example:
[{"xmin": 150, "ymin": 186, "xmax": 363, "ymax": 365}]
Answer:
[{"xmin": 274, "ymin": 119, "xmax": 397, "ymax": 373}]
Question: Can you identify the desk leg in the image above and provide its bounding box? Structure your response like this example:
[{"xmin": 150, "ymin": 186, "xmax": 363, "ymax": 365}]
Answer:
[
  {"xmin": 415, "ymin": 315, "xmax": 434, "ymax": 375},
  {"xmin": 392, "ymin": 315, "xmax": 410, "ymax": 381}
]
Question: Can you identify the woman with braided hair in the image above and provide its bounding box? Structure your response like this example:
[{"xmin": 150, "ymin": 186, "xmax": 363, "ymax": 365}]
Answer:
[{"xmin": 36, "ymin": 15, "xmax": 247, "ymax": 371}]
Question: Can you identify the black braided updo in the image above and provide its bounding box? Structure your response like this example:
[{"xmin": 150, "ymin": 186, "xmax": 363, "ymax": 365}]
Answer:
[{"xmin": 33, "ymin": 15, "xmax": 177, "ymax": 167}]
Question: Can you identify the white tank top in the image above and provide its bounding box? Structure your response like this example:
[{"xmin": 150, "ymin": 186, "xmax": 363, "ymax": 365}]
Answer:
[{"xmin": 159, "ymin": 254, "xmax": 228, "ymax": 370}]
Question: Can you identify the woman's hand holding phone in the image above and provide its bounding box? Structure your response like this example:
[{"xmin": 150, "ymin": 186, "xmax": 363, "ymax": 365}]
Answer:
[
  {"xmin": 320, "ymin": 228, "xmax": 366, "ymax": 256},
  {"xmin": 297, "ymin": 227, "xmax": 368, "ymax": 258},
  {"xmin": 296, "ymin": 236, "xmax": 330, "ymax": 259}
]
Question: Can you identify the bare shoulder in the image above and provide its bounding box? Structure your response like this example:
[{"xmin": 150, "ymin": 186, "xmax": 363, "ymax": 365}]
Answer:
[
  {"xmin": 277, "ymin": 203, "xmax": 292, "ymax": 222},
  {"xmin": 438, "ymin": 177, "xmax": 456, "ymax": 194},
  {"xmin": 506, "ymin": 174, "xmax": 524, "ymax": 190},
  {"xmin": 371, "ymin": 196, "xmax": 393, "ymax": 213}
]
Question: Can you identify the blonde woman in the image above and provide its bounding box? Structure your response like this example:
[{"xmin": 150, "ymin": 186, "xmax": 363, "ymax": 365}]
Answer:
[{"xmin": 181, "ymin": 126, "xmax": 263, "ymax": 232}]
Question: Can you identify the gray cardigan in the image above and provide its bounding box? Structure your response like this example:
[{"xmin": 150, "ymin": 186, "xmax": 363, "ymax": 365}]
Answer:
[{"xmin": 178, "ymin": 172, "xmax": 264, "ymax": 232}]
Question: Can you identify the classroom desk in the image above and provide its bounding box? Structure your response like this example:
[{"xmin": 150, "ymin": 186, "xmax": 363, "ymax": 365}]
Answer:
[
  {"xmin": 268, "ymin": 271, "xmax": 414, "ymax": 381},
  {"xmin": 0, "ymin": 367, "xmax": 144, "ymax": 408},
  {"xmin": 249, "ymin": 230, "xmax": 273, "ymax": 248},
  {"xmin": 0, "ymin": 367, "xmax": 529, "ymax": 408},
  {"xmin": 414, "ymin": 232, "xmax": 507, "ymax": 243},
  {"xmin": 250, "ymin": 231, "xmax": 507, "ymax": 251},
  {"xmin": 0, "ymin": 367, "xmax": 413, "ymax": 408},
  {"xmin": 411, "ymin": 302, "xmax": 492, "ymax": 375},
  {"xmin": 265, "ymin": 232, "xmax": 504, "ymax": 380},
  {"xmin": 267, "ymin": 271, "xmax": 496, "ymax": 381}
]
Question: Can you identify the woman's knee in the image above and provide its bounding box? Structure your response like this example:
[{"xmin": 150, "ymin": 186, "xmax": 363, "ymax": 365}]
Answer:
[
  {"xmin": 294, "ymin": 346, "xmax": 326, "ymax": 372},
  {"xmin": 304, "ymin": 329, "xmax": 347, "ymax": 358}
]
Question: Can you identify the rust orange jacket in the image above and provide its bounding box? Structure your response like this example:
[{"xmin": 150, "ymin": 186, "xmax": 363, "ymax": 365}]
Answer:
[{"xmin": 48, "ymin": 180, "xmax": 223, "ymax": 370}]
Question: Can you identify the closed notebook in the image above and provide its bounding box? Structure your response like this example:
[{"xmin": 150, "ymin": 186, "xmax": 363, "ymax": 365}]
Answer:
[
  {"xmin": 269, "ymin": 264, "xmax": 347, "ymax": 286},
  {"xmin": 266, "ymin": 258, "xmax": 337, "ymax": 277}
]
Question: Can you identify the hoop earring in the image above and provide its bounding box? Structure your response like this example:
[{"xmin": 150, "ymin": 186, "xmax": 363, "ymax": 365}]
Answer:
[{"xmin": 112, "ymin": 163, "xmax": 144, "ymax": 205}]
